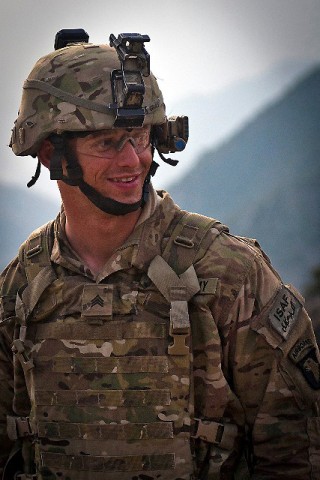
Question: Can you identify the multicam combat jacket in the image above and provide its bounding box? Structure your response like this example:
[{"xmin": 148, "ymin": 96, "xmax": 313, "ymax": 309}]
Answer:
[{"xmin": 0, "ymin": 188, "xmax": 319, "ymax": 480}]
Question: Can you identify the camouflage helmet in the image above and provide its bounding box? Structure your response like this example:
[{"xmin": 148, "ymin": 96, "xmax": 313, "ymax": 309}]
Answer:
[{"xmin": 10, "ymin": 32, "xmax": 166, "ymax": 157}]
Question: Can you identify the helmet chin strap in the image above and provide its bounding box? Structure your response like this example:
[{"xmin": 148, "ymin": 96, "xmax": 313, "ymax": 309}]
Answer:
[
  {"xmin": 49, "ymin": 134, "xmax": 158, "ymax": 216},
  {"xmin": 78, "ymin": 180, "xmax": 143, "ymax": 216}
]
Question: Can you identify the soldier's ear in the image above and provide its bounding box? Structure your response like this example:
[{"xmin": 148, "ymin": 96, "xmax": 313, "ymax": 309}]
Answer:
[{"xmin": 38, "ymin": 139, "xmax": 53, "ymax": 169}]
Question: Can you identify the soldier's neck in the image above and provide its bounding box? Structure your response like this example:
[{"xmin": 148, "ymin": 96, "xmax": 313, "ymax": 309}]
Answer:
[{"xmin": 62, "ymin": 197, "xmax": 141, "ymax": 276}]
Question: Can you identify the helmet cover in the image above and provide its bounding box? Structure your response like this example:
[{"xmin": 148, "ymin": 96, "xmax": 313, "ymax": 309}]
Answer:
[{"xmin": 10, "ymin": 42, "xmax": 166, "ymax": 156}]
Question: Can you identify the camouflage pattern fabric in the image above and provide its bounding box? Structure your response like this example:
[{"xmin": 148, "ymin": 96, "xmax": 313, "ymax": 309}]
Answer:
[
  {"xmin": 10, "ymin": 43, "xmax": 165, "ymax": 157},
  {"xmin": 0, "ymin": 189, "xmax": 319, "ymax": 479}
]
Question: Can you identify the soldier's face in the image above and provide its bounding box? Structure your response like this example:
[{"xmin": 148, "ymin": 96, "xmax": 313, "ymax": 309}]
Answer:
[{"xmin": 70, "ymin": 126, "xmax": 153, "ymax": 206}]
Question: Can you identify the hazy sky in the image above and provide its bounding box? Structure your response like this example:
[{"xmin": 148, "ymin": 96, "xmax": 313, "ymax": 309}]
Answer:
[{"xmin": 1, "ymin": 0, "xmax": 320, "ymax": 200}]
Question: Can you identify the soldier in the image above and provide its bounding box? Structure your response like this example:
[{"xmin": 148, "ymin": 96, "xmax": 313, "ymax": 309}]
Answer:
[{"xmin": 0, "ymin": 29, "xmax": 319, "ymax": 480}]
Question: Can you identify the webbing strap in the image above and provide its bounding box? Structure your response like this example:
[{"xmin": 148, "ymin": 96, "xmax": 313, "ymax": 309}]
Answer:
[
  {"xmin": 24, "ymin": 79, "xmax": 114, "ymax": 114},
  {"xmin": 24, "ymin": 79, "xmax": 162, "ymax": 116},
  {"xmin": 37, "ymin": 421, "xmax": 173, "ymax": 441},
  {"xmin": 147, "ymin": 212, "xmax": 226, "ymax": 357},
  {"xmin": 162, "ymin": 212, "xmax": 227, "ymax": 275},
  {"xmin": 41, "ymin": 451, "xmax": 175, "ymax": 472},
  {"xmin": 18, "ymin": 221, "xmax": 54, "ymax": 284},
  {"xmin": 51, "ymin": 355, "xmax": 169, "ymax": 374},
  {"xmin": 148, "ymin": 255, "xmax": 199, "ymax": 304},
  {"xmin": 35, "ymin": 388, "xmax": 171, "ymax": 407},
  {"xmin": 148, "ymin": 255, "xmax": 200, "ymax": 356}
]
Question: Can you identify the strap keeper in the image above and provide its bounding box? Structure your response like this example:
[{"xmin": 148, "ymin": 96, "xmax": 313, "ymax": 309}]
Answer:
[
  {"xmin": 26, "ymin": 245, "xmax": 43, "ymax": 259},
  {"xmin": 174, "ymin": 236, "xmax": 194, "ymax": 248},
  {"xmin": 192, "ymin": 418, "xmax": 238, "ymax": 450}
]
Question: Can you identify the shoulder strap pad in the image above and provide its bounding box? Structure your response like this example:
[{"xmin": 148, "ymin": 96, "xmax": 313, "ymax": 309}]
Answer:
[
  {"xmin": 162, "ymin": 211, "xmax": 228, "ymax": 275},
  {"xmin": 18, "ymin": 220, "xmax": 55, "ymax": 283},
  {"xmin": 148, "ymin": 211, "xmax": 228, "ymax": 301}
]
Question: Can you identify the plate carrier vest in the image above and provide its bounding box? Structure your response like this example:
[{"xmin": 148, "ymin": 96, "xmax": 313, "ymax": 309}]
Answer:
[{"xmin": 6, "ymin": 210, "xmax": 239, "ymax": 480}]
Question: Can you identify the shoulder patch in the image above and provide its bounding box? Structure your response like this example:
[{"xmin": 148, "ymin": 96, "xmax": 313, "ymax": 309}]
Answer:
[
  {"xmin": 268, "ymin": 285, "xmax": 302, "ymax": 340},
  {"xmin": 290, "ymin": 339, "xmax": 320, "ymax": 390}
]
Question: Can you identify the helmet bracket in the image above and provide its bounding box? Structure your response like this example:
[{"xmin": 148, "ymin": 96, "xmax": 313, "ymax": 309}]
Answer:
[{"xmin": 109, "ymin": 33, "xmax": 151, "ymax": 128}]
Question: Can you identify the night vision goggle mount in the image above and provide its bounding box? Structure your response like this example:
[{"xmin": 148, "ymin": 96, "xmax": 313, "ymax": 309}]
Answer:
[
  {"xmin": 109, "ymin": 33, "xmax": 150, "ymax": 128},
  {"xmin": 53, "ymin": 29, "xmax": 189, "ymax": 166},
  {"xmin": 109, "ymin": 33, "xmax": 188, "ymax": 163}
]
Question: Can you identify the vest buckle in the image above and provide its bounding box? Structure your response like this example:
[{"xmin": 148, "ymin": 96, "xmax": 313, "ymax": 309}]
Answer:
[
  {"xmin": 12, "ymin": 339, "xmax": 34, "ymax": 371},
  {"xmin": 192, "ymin": 418, "xmax": 238, "ymax": 450},
  {"xmin": 7, "ymin": 415, "xmax": 34, "ymax": 440}
]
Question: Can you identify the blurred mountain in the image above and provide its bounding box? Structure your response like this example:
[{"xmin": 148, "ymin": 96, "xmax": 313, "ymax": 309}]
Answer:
[
  {"xmin": 162, "ymin": 59, "xmax": 316, "ymax": 186},
  {"xmin": 169, "ymin": 67, "xmax": 320, "ymax": 290}
]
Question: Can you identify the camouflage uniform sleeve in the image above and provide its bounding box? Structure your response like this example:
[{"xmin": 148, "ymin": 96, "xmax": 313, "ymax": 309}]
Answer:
[
  {"xmin": 0, "ymin": 257, "xmax": 27, "ymax": 474},
  {"xmin": 226, "ymin": 245, "xmax": 320, "ymax": 479}
]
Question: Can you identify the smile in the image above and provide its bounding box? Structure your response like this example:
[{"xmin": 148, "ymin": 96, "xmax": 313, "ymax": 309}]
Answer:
[{"xmin": 110, "ymin": 176, "xmax": 139, "ymax": 183}]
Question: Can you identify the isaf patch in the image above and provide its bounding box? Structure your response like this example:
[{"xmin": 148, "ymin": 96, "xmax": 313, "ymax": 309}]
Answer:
[
  {"xmin": 290, "ymin": 338, "xmax": 320, "ymax": 390},
  {"xmin": 268, "ymin": 286, "xmax": 301, "ymax": 340}
]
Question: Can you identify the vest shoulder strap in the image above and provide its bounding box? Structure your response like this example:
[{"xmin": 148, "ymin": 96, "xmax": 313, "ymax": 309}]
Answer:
[
  {"xmin": 18, "ymin": 220, "xmax": 55, "ymax": 283},
  {"xmin": 148, "ymin": 210, "xmax": 228, "ymax": 304},
  {"xmin": 162, "ymin": 210, "xmax": 229, "ymax": 275}
]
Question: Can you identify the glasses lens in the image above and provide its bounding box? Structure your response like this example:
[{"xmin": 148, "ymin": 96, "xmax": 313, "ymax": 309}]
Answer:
[
  {"xmin": 75, "ymin": 128, "xmax": 150, "ymax": 158},
  {"xmin": 132, "ymin": 130, "xmax": 150, "ymax": 154}
]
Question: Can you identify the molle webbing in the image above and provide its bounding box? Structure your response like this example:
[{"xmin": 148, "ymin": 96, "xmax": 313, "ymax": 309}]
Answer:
[
  {"xmin": 30, "ymin": 312, "xmax": 193, "ymax": 479},
  {"xmin": 40, "ymin": 452, "xmax": 175, "ymax": 473},
  {"xmin": 37, "ymin": 421, "xmax": 173, "ymax": 441}
]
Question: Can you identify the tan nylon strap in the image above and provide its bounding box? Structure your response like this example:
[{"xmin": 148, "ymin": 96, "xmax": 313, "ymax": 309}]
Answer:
[
  {"xmin": 148, "ymin": 255, "xmax": 199, "ymax": 304},
  {"xmin": 180, "ymin": 264, "xmax": 201, "ymax": 297},
  {"xmin": 24, "ymin": 79, "xmax": 114, "ymax": 114},
  {"xmin": 23, "ymin": 79, "xmax": 162, "ymax": 116},
  {"xmin": 34, "ymin": 321, "xmax": 167, "ymax": 340},
  {"xmin": 148, "ymin": 255, "xmax": 198, "ymax": 355}
]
